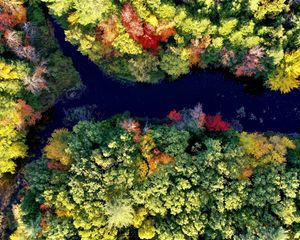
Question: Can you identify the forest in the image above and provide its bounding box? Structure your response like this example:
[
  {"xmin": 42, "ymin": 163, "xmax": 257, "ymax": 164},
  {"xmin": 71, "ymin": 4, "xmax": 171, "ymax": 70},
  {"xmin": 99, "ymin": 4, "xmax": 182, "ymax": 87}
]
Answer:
[
  {"xmin": 10, "ymin": 107, "xmax": 300, "ymax": 239},
  {"xmin": 42, "ymin": 0, "xmax": 300, "ymax": 92},
  {"xmin": 0, "ymin": 0, "xmax": 299, "ymax": 239},
  {"xmin": 0, "ymin": 0, "xmax": 80, "ymax": 235},
  {"xmin": 0, "ymin": 0, "xmax": 80, "ymax": 176}
]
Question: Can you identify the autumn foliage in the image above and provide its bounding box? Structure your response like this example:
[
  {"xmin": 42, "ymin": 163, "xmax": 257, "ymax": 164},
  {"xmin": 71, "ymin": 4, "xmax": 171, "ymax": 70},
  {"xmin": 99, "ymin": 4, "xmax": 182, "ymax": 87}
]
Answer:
[
  {"xmin": 235, "ymin": 46, "xmax": 265, "ymax": 77},
  {"xmin": 140, "ymin": 132, "xmax": 174, "ymax": 175},
  {"xmin": 0, "ymin": 12, "xmax": 17, "ymax": 32},
  {"xmin": 189, "ymin": 36, "xmax": 211, "ymax": 66},
  {"xmin": 167, "ymin": 110, "xmax": 182, "ymax": 122},
  {"xmin": 156, "ymin": 22, "xmax": 176, "ymax": 42},
  {"xmin": 15, "ymin": 99, "xmax": 41, "ymax": 129},
  {"xmin": 121, "ymin": 4, "xmax": 169, "ymax": 51},
  {"xmin": 0, "ymin": 3, "xmax": 27, "ymax": 32},
  {"xmin": 239, "ymin": 132, "xmax": 296, "ymax": 165},
  {"xmin": 167, "ymin": 106, "xmax": 230, "ymax": 132},
  {"xmin": 204, "ymin": 114, "xmax": 231, "ymax": 131},
  {"xmin": 44, "ymin": 129, "xmax": 72, "ymax": 168},
  {"xmin": 96, "ymin": 15, "xmax": 119, "ymax": 46},
  {"xmin": 120, "ymin": 118, "xmax": 141, "ymax": 142}
]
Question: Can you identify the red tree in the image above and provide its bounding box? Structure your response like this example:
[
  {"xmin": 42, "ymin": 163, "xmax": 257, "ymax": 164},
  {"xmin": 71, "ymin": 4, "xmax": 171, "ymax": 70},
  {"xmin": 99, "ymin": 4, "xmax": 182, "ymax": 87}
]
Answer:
[
  {"xmin": 139, "ymin": 23, "xmax": 160, "ymax": 50},
  {"xmin": 121, "ymin": 4, "xmax": 161, "ymax": 51},
  {"xmin": 157, "ymin": 26, "xmax": 176, "ymax": 42},
  {"xmin": 0, "ymin": 12, "xmax": 17, "ymax": 32},
  {"xmin": 205, "ymin": 114, "xmax": 230, "ymax": 131},
  {"xmin": 120, "ymin": 118, "xmax": 141, "ymax": 142},
  {"xmin": 235, "ymin": 46, "xmax": 265, "ymax": 77},
  {"xmin": 167, "ymin": 110, "xmax": 182, "ymax": 122},
  {"xmin": 15, "ymin": 99, "xmax": 41, "ymax": 129}
]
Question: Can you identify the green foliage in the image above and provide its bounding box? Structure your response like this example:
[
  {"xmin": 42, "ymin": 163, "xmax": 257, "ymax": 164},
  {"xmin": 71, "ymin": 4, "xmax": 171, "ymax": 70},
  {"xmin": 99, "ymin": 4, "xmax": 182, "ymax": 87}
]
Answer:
[
  {"xmin": 0, "ymin": 0, "xmax": 80, "ymax": 176},
  {"xmin": 42, "ymin": 0, "xmax": 300, "ymax": 91},
  {"xmin": 112, "ymin": 33, "xmax": 143, "ymax": 55},
  {"xmin": 160, "ymin": 48, "xmax": 190, "ymax": 79},
  {"xmin": 14, "ymin": 112, "xmax": 300, "ymax": 239}
]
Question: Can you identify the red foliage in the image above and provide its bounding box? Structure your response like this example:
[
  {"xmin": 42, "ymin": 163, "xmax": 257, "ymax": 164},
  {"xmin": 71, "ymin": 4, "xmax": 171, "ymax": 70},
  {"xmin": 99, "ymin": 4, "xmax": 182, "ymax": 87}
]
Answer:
[
  {"xmin": 121, "ymin": 4, "xmax": 144, "ymax": 40},
  {"xmin": 153, "ymin": 148, "xmax": 161, "ymax": 156},
  {"xmin": 15, "ymin": 99, "xmax": 41, "ymax": 129},
  {"xmin": 189, "ymin": 37, "xmax": 211, "ymax": 66},
  {"xmin": 120, "ymin": 118, "xmax": 141, "ymax": 142},
  {"xmin": 140, "ymin": 23, "xmax": 160, "ymax": 50},
  {"xmin": 121, "ymin": 4, "xmax": 161, "ymax": 51},
  {"xmin": 167, "ymin": 110, "xmax": 182, "ymax": 122},
  {"xmin": 0, "ymin": 12, "xmax": 17, "ymax": 32},
  {"xmin": 204, "ymin": 114, "xmax": 231, "ymax": 131},
  {"xmin": 235, "ymin": 46, "xmax": 265, "ymax": 77},
  {"xmin": 158, "ymin": 27, "xmax": 176, "ymax": 42},
  {"xmin": 39, "ymin": 203, "xmax": 50, "ymax": 212},
  {"xmin": 0, "ymin": 4, "xmax": 27, "ymax": 32}
]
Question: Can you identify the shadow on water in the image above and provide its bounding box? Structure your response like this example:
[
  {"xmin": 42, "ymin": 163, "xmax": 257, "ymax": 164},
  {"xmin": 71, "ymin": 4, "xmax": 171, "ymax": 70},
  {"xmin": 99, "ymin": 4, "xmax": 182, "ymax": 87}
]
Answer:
[{"xmin": 46, "ymin": 18, "xmax": 300, "ymax": 137}]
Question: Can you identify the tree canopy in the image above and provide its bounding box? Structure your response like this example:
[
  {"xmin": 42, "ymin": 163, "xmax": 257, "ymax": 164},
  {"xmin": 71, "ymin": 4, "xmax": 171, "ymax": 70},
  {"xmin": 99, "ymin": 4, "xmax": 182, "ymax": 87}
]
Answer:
[
  {"xmin": 0, "ymin": 0, "xmax": 80, "ymax": 176},
  {"xmin": 42, "ymin": 0, "xmax": 300, "ymax": 92},
  {"xmin": 12, "ymin": 107, "xmax": 300, "ymax": 239}
]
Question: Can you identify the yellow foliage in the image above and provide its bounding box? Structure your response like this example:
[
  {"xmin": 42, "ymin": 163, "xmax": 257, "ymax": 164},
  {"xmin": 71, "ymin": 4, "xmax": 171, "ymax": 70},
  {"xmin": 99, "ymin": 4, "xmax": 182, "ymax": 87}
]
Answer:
[
  {"xmin": 133, "ymin": 207, "xmax": 148, "ymax": 228},
  {"xmin": 239, "ymin": 132, "xmax": 296, "ymax": 166},
  {"xmin": 146, "ymin": 15, "xmax": 158, "ymax": 27},
  {"xmin": 138, "ymin": 219, "xmax": 156, "ymax": 239},
  {"xmin": 0, "ymin": 61, "xmax": 21, "ymax": 80},
  {"xmin": 268, "ymin": 49, "xmax": 300, "ymax": 93},
  {"xmin": 44, "ymin": 128, "xmax": 71, "ymax": 166},
  {"xmin": 219, "ymin": 18, "xmax": 238, "ymax": 36},
  {"xmin": 140, "ymin": 132, "xmax": 156, "ymax": 161},
  {"xmin": 55, "ymin": 209, "xmax": 72, "ymax": 218},
  {"xmin": 67, "ymin": 12, "xmax": 79, "ymax": 25},
  {"xmin": 269, "ymin": 135, "xmax": 296, "ymax": 163},
  {"xmin": 250, "ymin": 0, "xmax": 289, "ymax": 20},
  {"xmin": 239, "ymin": 132, "xmax": 273, "ymax": 159},
  {"xmin": 0, "ymin": 121, "xmax": 28, "ymax": 176},
  {"xmin": 137, "ymin": 160, "xmax": 148, "ymax": 180},
  {"xmin": 285, "ymin": 49, "xmax": 300, "ymax": 77}
]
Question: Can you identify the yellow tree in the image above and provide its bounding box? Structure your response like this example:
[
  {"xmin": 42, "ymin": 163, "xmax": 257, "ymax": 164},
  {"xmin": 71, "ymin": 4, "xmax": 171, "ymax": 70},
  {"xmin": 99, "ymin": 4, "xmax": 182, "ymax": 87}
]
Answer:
[
  {"xmin": 267, "ymin": 49, "xmax": 300, "ymax": 93},
  {"xmin": 44, "ymin": 129, "xmax": 71, "ymax": 167}
]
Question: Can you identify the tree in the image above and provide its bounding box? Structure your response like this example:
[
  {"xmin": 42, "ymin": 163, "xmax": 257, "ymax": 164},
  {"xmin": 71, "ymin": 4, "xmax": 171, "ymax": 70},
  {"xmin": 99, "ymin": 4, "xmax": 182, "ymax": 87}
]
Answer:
[
  {"xmin": 267, "ymin": 49, "xmax": 300, "ymax": 93},
  {"xmin": 167, "ymin": 109, "xmax": 182, "ymax": 122},
  {"xmin": 14, "ymin": 111, "xmax": 300, "ymax": 239},
  {"xmin": 235, "ymin": 46, "xmax": 265, "ymax": 77},
  {"xmin": 204, "ymin": 114, "xmax": 231, "ymax": 131},
  {"xmin": 44, "ymin": 128, "xmax": 71, "ymax": 167}
]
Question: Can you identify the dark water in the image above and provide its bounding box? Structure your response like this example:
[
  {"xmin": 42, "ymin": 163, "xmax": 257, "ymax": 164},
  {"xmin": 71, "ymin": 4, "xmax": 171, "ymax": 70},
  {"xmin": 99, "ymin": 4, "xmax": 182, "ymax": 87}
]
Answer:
[
  {"xmin": 43, "ymin": 19, "xmax": 300, "ymax": 139},
  {"xmin": 23, "ymin": 18, "xmax": 300, "ymax": 161},
  {"xmin": 4, "ymin": 17, "xmax": 300, "ymax": 240}
]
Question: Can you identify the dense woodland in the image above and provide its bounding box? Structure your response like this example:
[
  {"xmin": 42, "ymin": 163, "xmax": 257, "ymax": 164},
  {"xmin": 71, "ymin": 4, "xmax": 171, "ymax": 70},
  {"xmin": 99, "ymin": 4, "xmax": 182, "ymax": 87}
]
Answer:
[
  {"xmin": 0, "ymin": 0, "xmax": 300, "ymax": 240},
  {"xmin": 11, "ymin": 107, "xmax": 300, "ymax": 239},
  {"xmin": 0, "ymin": 0, "xmax": 80, "ymax": 176},
  {"xmin": 42, "ymin": 0, "xmax": 300, "ymax": 92},
  {"xmin": 0, "ymin": 0, "xmax": 80, "ymax": 235}
]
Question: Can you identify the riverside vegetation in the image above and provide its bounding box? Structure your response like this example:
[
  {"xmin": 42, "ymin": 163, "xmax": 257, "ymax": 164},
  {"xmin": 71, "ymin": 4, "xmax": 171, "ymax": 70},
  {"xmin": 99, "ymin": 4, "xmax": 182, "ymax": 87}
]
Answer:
[
  {"xmin": 10, "ymin": 105, "xmax": 300, "ymax": 240},
  {"xmin": 42, "ymin": 0, "xmax": 300, "ymax": 92}
]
